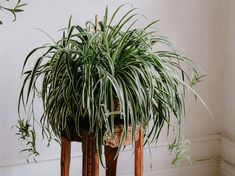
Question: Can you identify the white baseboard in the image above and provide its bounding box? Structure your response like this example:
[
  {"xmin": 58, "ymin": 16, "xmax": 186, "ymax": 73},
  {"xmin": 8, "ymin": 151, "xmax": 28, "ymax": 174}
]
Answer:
[
  {"xmin": 121, "ymin": 159, "xmax": 219, "ymax": 176},
  {"xmin": 1, "ymin": 133, "xmax": 235, "ymax": 176},
  {"xmin": 220, "ymin": 133, "xmax": 235, "ymax": 176},
  {"xmin": 0, "ymin": 133, "xmax": 222, "ymax": 176},
  {"xmin": 220, "ymin": 160, "xmax": 235, "ymax": 176}
]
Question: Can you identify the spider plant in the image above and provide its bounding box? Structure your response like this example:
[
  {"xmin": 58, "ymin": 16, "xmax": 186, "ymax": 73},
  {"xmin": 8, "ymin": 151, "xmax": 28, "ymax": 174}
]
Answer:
[{"xmin": 16, "ymin": 5, "xmax": 205, "ymax": 164}]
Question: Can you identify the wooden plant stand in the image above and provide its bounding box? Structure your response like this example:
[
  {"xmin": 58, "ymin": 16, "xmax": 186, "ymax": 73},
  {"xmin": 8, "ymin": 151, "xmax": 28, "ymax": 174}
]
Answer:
[{"xmin": 61, "ymin": 126, "xmax": 144, "ymax": 176}]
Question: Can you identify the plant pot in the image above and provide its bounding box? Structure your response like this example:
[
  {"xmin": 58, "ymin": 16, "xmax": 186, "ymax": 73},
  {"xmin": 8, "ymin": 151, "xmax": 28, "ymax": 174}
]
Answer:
[{"xmin": 61, "ymin": 117, "xmax": 141, "ymax": 148}]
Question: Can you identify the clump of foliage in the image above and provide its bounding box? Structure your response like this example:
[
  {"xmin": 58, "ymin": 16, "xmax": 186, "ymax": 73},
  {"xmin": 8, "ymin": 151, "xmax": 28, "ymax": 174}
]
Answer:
[
  {"xmin": 16, "ymin": 5, "xmax": 206, "ymax": 164},
  {"xmin": 15, "ymin": 119, "xmax": 39, "ymax": 161},
  {"xmin": 0, "ymin": 0, "xmax": 27, "ymax": 24}
]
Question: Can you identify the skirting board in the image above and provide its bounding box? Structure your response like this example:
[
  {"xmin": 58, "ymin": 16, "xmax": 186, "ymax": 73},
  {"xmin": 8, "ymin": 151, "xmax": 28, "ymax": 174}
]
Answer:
[
  {"xmin": 0, "ymin": 156, "xmax": 219, "ymax": 176},
  {"xmin": 220, "ymin": 133, "xmax": 235, "ymax": 176},
  {"xmin": 220, "ymin": 160, "xmax": 235, "ymax": 176},
  {"xmin": 0, "ymin": 133, "xmax": 235, "ymax": 176},
  {"xmin": 120, "ymin": 159, "xmax": 219, "ymax": 176}
]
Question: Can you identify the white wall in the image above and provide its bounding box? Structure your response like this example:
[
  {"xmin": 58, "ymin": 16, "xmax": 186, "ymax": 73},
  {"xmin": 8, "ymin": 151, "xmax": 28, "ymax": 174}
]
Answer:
[
  {"xmin": 223, "ymin": 0, "xmax": 235, "ymax": 139},
  {"xmin": 0, "ymin": 0, "xmax": 232, "ymax": 175},
  {"xmin": 220, "ymin": 1, "xmax": 235, "ymax": 175}
]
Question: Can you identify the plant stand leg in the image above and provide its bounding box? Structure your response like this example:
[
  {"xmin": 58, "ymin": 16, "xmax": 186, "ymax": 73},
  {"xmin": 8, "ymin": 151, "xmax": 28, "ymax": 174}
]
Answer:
[
  {"xmin": 61, "ymin": 137, "xmax": 71, "ymax": 176},
  {"xmin": 134, "ymin": 129, "xmax": 144, "ymax": 176},
  {"xmin": 82, "ymin": 130, "xmax": 99, "ymax": 176},
  {"xmin": 105, "ymin": 146, "xmax": 118, "ymax": 176}
]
